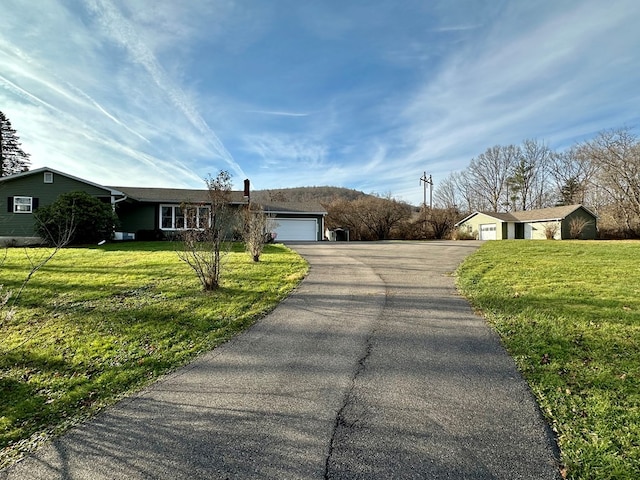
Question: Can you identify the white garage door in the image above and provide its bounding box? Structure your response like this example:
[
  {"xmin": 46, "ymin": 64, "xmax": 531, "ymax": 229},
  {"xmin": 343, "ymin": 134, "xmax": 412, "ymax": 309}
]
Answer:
[
  {"xmin": 274, "ymin": 219, "xmax": 318, "ymax": 241},
  {"xmin": 479, "ymin": 223, "xmax": 497, "ymax": 240}
]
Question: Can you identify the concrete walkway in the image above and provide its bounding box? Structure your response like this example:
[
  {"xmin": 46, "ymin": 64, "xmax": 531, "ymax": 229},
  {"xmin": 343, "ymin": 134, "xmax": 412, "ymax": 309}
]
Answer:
[{"xmin": 1, "ymin": 241, "xmax": 561, "ymax": 479}]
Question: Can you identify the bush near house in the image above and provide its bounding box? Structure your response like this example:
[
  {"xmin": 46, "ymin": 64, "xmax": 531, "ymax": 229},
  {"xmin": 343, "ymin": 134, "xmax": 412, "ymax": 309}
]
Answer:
[
  {"xmin": 34, "ymin": 191, "xmax": 118, "ymax": 245},
  {"xmin": 457, "ymin": 240, "xmax": 640, "ymax": 479}
]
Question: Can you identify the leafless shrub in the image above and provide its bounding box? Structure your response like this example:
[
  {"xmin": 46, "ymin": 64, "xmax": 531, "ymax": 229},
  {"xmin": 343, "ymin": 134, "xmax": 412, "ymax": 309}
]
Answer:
[
  {"xmin": 242, "ymin": 204, "xmax": 276, "ymax": 262},
  {"xmin": 569, "ymin": 217, "xmax": 593, "ymax": 239},
  {"xmin": 177, "ymin": 171, "xmax": 237, "ymax": 291},
  {"xmin": 543, "ymin": 222, "xmax": 559, "ymax": 240}
]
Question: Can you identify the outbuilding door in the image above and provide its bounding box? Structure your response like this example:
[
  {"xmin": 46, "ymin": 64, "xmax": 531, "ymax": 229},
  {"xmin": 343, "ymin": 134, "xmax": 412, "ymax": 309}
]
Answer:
[
  {"xmin": 273, "ymin": 218, "xmax": 318, "ymax": 241},
  {"xmin": 479, "ymin": 223, "xmax": 497, "ymax": 240}
]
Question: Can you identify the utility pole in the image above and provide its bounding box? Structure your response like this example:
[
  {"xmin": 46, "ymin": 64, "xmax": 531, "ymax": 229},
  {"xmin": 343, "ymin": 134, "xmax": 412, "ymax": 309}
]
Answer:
[{"xmin": 419, "ymin": 171, "xmax": 433, "ymax": 209}]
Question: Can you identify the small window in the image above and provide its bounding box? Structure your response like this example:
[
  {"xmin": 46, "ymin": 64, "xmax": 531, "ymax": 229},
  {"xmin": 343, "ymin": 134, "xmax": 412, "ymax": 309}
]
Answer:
[
  {"xmin": 14, "ymin": 196, "xmax": 33, "ymax": 213},
  {"xmin": 44, "ymin": 172, "xmax": 54, "ymax": 183}
]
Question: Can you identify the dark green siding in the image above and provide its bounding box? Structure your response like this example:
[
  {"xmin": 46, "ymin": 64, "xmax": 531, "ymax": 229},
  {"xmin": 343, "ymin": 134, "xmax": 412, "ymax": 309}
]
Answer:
[
  {"xmin": 117, "ymin": 203, "xmax": 157, "ymax": 232},
  {"xmin": 562, "ymin": 209, "xmax": 597, "ymax": 239},
  {"xmin": 0, "ymin": 171, "xmax": 114, "ymax": 237}
]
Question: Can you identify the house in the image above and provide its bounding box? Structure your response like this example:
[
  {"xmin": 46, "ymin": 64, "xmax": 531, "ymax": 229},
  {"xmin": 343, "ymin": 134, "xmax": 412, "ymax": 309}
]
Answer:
[
  {"xmin": 455, "ymin": 204, "xmax": 597, "ymax": 240},
  {"xmin": 0, "ymin": 167, "xmax": 326, "ymax": 244}
]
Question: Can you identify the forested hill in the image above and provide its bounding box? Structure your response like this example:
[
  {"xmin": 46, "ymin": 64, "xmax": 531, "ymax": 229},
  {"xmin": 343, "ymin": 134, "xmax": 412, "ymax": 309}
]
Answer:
[{"xmin": 250, "ymin": 186, "xmax": 370, "ymax": 205}]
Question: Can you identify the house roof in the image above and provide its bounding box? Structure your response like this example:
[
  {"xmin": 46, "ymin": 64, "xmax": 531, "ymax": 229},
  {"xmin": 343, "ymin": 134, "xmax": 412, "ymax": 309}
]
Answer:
[
  {"xmin": 0, "ymin": 167, "xmax": 124, "ymax": 196},
  {"xmin": 456, "ymin": 204, "xmax": 596, "ymax": 226},
  {"xmin": 258, "ymin": 201, "xmax": 327, "ymax": 215},
  {"xmin": 111, "ymin": 186, "xmax": 248, "ymax": 205}
]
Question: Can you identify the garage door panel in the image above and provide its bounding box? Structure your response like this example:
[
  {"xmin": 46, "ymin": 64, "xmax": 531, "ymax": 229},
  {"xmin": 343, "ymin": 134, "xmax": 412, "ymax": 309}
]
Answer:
[
  {"xmin": 479, "ymin": 223, "xmax": 497, "ymax": 241},
  {"xmin": 274, "ymin": 219, "xmax": 317, "ymax": 241}
]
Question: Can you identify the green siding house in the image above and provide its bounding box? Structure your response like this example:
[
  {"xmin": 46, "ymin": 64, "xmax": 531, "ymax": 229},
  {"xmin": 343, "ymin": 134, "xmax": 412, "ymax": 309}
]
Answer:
[
  {"xmin": 1, "ymin": 167, "xmax": 327, "ymax": 244},
  {"xmin": 455, "ymin": 204, "xmax": 598, "ymax": 240}
]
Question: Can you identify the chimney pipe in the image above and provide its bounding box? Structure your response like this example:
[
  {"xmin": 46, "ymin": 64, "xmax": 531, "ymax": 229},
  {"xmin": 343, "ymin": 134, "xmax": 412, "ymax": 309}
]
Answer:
[{"xmin": 243, "ymin": 179, "xmax": 250, "ymax": 203}]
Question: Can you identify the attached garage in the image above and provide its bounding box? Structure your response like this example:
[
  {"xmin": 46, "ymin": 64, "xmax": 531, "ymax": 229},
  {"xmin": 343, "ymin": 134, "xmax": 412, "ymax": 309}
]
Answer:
[
  {"xmin": 273, "ymin": 218, "xmax": 319, "ymax": 241},
  {"xmin": 260, "ymin": 201, "xmax": 327, "ymax": 242},
  {"xmin": 479, "ymin": 223, "xmax": 497, "ymax": 240}
]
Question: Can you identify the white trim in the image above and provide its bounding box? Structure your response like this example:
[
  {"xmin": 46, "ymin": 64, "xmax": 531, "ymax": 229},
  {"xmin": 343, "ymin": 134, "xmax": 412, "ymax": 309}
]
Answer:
[
  {"xmin": 13, "ymin": 196, "xmax": 33, "ymax": 214},
  {"xmin": 159, "ymin": 204, "xmax": 211, "ymax": 230},
  {"xmin": 43, "ymin": 172, "xmax": 54, "ymax": 183}
]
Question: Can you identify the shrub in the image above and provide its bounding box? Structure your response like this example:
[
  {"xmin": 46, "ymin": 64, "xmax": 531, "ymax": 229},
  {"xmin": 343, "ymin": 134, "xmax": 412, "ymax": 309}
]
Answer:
[
  {"xmin": 35, "ymin": 191, "xmax": 118, "ymax": 245},
  {"xmin": 543, "ymin": 222, "xmax": 559, "ymax": 240},
  {"xmin": 452, "ymin": 228, "xmax": 476, "ymax": 240},
  {"xmin": 568, "ymin": 217, "xmax": 593, "ymax": 239}
]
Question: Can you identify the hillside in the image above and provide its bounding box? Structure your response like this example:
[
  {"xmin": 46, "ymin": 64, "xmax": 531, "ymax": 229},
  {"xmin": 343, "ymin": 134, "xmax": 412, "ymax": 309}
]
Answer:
[{"xmin": 250, "ymin": 186, "xmax": 370, "ymax": 206}]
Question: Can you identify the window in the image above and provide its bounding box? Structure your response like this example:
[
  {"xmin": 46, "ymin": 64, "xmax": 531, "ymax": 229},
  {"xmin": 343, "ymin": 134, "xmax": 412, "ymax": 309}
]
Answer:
[
  {"xmin": 13, "ymin": 196, "xmax": 33, "ymax": 213},
  {"xmin": 44, "ymin": 172, "xmax": 54, "ymax": 183},
  {"xmin": 160, "ymin": 205, "xmax": 210, "ymax": 230}
]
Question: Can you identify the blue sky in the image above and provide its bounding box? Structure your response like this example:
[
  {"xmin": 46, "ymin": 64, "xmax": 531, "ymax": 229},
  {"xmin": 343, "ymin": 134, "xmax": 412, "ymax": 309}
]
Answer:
[{"xmin": 1, "ymin": 0, "xmax": 639, "ymax": 205}]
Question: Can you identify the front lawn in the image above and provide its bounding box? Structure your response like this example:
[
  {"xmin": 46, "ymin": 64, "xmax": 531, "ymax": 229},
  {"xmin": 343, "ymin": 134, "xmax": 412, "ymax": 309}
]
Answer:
[
  {"xmin": 456, "ymin": 240, "xmax": 640, "ymax": 480},
  {"xmin": 0, "ymin": 242, "xmax": 307, "ymax": 468}
]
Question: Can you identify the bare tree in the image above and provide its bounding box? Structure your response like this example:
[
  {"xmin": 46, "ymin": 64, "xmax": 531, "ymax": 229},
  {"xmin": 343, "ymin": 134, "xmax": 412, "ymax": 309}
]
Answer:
[
  {"xmin": 242, "ymin": 204, "xmax": 276, "ymax": 262},
  {"xmin": 326, "ymin": 194, "xmax": 411, "ymax": 240},
  {"xmin": 177, "ymin": 171, "xmax": 237, "ymax": 291},
  {"xmin": 508, "ymin": 139, "xmax": 554, "ymax": 210},
  {"xmin": 434, "ymin": 172, "xmax": 467, "ymax": 211},
  {"xmin": 549, "ymin": 146, "xmax": 597, "ymax": 206},
  {"xmin": 580, "ymin": 127, "xmax": 640, "ymax": 236},
  {"xmin": 466, "ymin": 145, "xmax": 520, "ymax": 211},
  {"xmin": 351, "ymin": 195, "xmax": 412, "ymax": 240},
  {"xmin": 426, "ymin": 208, "xmax": 459, "ymax": 239}
]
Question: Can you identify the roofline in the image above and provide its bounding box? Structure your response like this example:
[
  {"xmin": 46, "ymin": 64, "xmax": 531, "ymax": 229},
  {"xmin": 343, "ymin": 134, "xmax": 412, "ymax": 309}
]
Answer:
[
  {"xmin": 1, "ymin": 167, "xmax": 124, "ymax": 197},
  {"xmin": 265, "ymin": 210, "xmax": 327, "ymax": 215}
]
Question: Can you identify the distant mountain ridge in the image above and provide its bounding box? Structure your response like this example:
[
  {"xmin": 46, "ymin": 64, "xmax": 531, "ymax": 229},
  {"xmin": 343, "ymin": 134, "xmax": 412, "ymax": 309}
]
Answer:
[{"xmin": 250, "ymin": 186, "xmax": 370, "ymax": 206}]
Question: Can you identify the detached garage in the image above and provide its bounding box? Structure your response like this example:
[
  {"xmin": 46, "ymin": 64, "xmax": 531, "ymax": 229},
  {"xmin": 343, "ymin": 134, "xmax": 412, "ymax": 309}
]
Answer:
[
  {"xmin": 260, "ymin": 201, "xmax": 327, "ymax": 242},
  {"xmin": 455, "ymin": 204, "xmax": 598, "ymax": 240}
]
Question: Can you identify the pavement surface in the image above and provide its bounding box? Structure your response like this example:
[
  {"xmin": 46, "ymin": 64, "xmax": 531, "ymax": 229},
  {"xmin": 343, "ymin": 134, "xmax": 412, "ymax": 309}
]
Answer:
[{"xmin": 1, "ymin": 241, "xmax": 561, "ymax": 479}]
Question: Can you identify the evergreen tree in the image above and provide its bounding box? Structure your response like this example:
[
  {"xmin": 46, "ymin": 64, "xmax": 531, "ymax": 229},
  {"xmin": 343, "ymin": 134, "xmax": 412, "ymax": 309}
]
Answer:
[{"xmin": 0, "ymin": 111, "xmax": 31, "ymax": 177}]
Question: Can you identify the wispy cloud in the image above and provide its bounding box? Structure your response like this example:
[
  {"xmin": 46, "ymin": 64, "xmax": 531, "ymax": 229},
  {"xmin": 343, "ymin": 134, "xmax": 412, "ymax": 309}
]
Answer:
[
  {"xmin": 246, "ymin": 110, "xmax": 311, "ymax": 117},
  {"xmin": 84, "ymin": 0, "xmax": 245, "ymax": 177}
]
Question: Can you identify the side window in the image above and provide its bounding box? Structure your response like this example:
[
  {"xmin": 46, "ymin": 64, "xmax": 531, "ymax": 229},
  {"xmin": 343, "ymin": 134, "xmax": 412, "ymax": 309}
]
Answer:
[{"xmin": 13, "ymin": 196, "xmax": 34, "ymax": 213}]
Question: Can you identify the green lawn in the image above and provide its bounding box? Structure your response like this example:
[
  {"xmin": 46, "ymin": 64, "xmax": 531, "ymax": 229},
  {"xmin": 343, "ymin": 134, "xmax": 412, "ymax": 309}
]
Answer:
[
  {"xmin": 456, "ymin": 240, "xmax": 640, "ymax": 480},
  {"xmin": 0, "ymin": 241, "xmax": 308, "ymax": 468}
]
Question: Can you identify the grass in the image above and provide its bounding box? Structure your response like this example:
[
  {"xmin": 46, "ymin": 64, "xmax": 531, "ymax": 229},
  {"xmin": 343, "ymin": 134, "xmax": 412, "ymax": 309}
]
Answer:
[
  {"xmin": 0, "ymin": 241, "xmax": 308, "ymax": 469},
  {"xmin": 456, "ymin": 240, "xmax": 640, "ymax": 480}
]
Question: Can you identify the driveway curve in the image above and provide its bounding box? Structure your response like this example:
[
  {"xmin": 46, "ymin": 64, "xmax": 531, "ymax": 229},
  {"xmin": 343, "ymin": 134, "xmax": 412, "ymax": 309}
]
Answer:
[{"xmin": 1, "ymin": 241, "xmax": 561, "ymax": 479}]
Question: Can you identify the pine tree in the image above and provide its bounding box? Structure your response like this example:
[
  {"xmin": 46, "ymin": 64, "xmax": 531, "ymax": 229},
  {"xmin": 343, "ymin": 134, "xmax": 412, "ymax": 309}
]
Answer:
[{"xmin": 0, "ymin": 111, "xmax": 31, "ymax": 177}]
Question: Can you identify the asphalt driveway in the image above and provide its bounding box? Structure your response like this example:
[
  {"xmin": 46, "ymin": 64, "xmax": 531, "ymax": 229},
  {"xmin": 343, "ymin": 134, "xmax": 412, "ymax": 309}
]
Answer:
[{"xmin": 1, "ymin": 241, "xmax": 561, "ymax": 479}]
